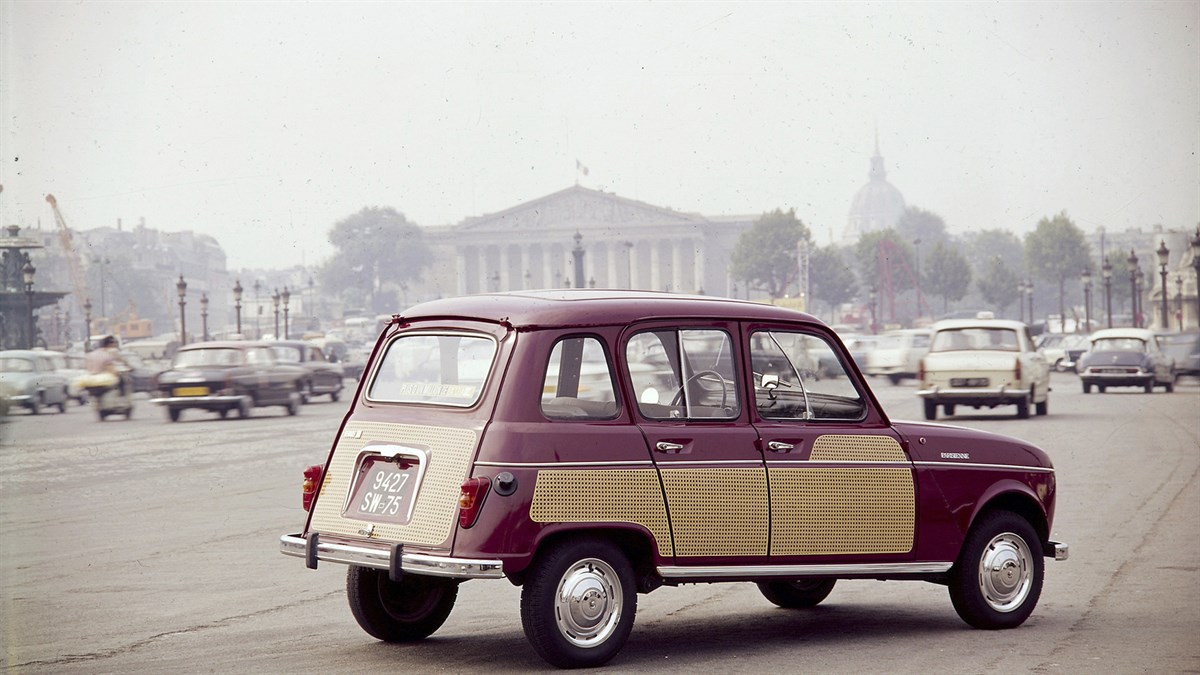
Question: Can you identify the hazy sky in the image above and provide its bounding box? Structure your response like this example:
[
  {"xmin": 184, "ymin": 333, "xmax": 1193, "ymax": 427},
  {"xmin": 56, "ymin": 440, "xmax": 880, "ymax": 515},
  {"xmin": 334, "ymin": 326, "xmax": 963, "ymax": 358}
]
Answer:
[{"xmin": 2, "ymin": 1, "xmax": 1197, "ymax": 270}]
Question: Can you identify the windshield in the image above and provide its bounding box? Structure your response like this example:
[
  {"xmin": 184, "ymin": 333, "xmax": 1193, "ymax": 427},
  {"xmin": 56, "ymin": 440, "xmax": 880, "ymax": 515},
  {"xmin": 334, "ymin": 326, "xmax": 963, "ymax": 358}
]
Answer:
[
  {"xmin": 367, "ymin": 333, "xmax": 496, "ymax": 406},
  {"xmin": 1091, "ymin": 337, "xmax": 1146, "ymax": 353},
  {"xmin": 931, "ymin": 328, "xmax": 1019, "ymax": 352},
  {"xmin": 173, "ymin": 348, "xmax": 246, "ymax": 368}
]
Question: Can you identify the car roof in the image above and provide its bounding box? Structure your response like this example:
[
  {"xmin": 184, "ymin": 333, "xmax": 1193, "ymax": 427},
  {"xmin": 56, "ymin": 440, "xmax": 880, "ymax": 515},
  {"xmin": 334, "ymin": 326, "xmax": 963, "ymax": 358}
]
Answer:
[
  {"xmin": 1089, "ymin": 328, "xmax": 1157, "ymax": 341},
  {"xmin": 399, "ymin": 290, "xmax": 824, "ymax": 330},
  {"xmin": 930, "ymin": 319, "xmax": 1028, "ymax": 332}
]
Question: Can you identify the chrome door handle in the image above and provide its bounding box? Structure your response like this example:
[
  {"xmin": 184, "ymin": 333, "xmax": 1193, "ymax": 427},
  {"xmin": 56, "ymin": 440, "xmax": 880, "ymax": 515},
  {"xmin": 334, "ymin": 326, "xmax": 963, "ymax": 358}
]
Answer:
[
  {"xmin": 656, "ymin": 441, "xmax": 685, "ymax": 453},
  {"xmin": 767, "ymin": 441, "xmax": 795, "ymax": 452}
]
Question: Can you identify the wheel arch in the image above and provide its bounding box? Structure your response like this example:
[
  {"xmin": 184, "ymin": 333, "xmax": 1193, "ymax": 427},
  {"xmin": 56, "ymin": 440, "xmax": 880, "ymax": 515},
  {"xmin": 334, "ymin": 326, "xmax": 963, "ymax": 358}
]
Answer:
[
  {"xmin": 968, "ymin": 486, "xmax": 1049, "ymax": 547},
  {"xmin": 511, "ymin": 524, "xmax": 661, "ymax": 592}
]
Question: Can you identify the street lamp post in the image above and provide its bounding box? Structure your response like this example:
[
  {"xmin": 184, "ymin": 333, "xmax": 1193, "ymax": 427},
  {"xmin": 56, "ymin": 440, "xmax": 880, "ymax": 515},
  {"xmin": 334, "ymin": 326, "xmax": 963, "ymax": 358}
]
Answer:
[
  {"xmin": 307, "ymin": 276, "xmax": 315, "ymax": 326},
  {"xmin": 1176, "ymin": 276, "xmax": 1184, "ymax": 332},
  {"xmin": 1102, "ymin": 258, "xmax": 1113, "ymax": 328},
  {"xmin": 913, "ymin": 238, "xmax": 923, "ymax": 319},
  {"xmin": 200, "ymin": 293, "xmax": 209, "ymax": 342},
  {"xmin": 272, "ymin": 288, "xmax": 280, "ymax": 339},
  {"xmin": 1081, "ymin": 269, "xmax": 1092, "ymax": 334},
  {"xmin": 254, "ymin": 280, "xmax": 262, "ymax": 339},
  {"xmin": 84, "ymin": 298, "xmax": 93, "ymax": 350},
  {"xmin": 1192, "ymin": 226, "xmax": 1200, "ymax": 329},
  {"xmin": 233, "ymin": 279, "xmax": 243, "ymax": 336},
  {"xmin": 22, "ymin": 260, "xmax": 36, "ymax": 349},
  {"xmin": 572, "ymin": 231, "xmax": 586, "ymax": 290},
  {"xmin": 1026, "ymin": 279, "xmax": 1034, "ymax": 326},
  {"xmin": 1156, "ymin": 241, "xmax": 1170, "ymax": 331},
  {"xmin": 869, "ymin": 286, "xmax": 877, "ymax": 334},
  {"xmin": 176, "ymin": 275, "xmax": 188, "ymax": 346},
  {"xmin": 1126, "ymin": 249, "xmax": 1139, "ymax": 328},
  {"xmin": 281, "ymin": 286, "xmax": 291, "ymax": 340},
  {"xmin": 1018, "ymin": 280, "xmax": 1027, "ymax": 322}
]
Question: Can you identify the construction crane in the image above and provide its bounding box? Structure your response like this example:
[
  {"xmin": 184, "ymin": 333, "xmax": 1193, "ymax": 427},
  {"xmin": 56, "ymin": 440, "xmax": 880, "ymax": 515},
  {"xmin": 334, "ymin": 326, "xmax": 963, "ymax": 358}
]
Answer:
[{"xmin": 45, "ymin": 194, "xmax": 91, "ymax": 319}]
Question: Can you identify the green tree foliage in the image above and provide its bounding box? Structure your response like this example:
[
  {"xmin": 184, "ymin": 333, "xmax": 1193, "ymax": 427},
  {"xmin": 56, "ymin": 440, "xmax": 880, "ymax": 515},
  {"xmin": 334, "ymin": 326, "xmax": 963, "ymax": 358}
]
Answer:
[
  {"xmin": 809, "ymin": 245, "xmax": 859, "ymax": 317},
  {"xmin": 976, "ymin": 255, "xmax": 1021, "ymax": 317},
  {"xmin": 1101, "ymin": 249, "xmax": 1132, "ymax": 314},
  {"xmin": 1025, "ymin": 212, "xmax": 1092, "ymax": 323},
  {"xmin": 895, "ymin": 206, "xmax": 950, "ymax": 248},
  {"xmin": 321, "ymin": 207, "xmax": 430, "ymax": 313},
  {"xmin": 964, "ymin": 229, "xmax": 1024, "ymax": 279},
  {"xmin": 853, "ymin": 229, "xmax": 915, "ymax": 294},
  {"xmin": 729, "ymin": 208, "xmax": 811, "ymax": 299},
  {"xmin": 924, "ymin": 241, "xmax": 973, "ymax": 314}
]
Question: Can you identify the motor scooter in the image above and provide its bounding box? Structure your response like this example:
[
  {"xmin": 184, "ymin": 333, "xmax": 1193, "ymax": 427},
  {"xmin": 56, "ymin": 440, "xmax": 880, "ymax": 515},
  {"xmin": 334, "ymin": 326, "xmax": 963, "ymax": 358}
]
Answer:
[{"xmin": 84, "ymin": 371, "xmax": 134, "ymax": 421}]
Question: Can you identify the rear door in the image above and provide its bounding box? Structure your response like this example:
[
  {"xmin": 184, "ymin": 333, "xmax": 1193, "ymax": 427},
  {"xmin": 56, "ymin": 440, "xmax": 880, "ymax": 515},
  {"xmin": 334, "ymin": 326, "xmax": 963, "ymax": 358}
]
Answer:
[{"xmin": 624, "ymin": 322, "xmax": 768, "ymax": 563}]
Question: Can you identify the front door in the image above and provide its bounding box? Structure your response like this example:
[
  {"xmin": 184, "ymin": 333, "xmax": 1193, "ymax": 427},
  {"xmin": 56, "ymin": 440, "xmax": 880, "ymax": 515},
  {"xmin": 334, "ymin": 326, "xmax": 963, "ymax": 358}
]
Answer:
[{"xmin": 624, "ymin": 323, "xmax": 768, "ymax": 562}]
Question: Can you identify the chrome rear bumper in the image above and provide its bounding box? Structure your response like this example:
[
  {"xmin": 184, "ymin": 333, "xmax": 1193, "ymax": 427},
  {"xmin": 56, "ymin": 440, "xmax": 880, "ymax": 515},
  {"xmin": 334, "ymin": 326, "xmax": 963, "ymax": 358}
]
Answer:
[
  {"xmin": 1047, "ymin": 540, "xmax": 1069, "ymax": 561},
  {"xmin": 280, "ymin": 533, "xmax": 505, "ymax": 580}
]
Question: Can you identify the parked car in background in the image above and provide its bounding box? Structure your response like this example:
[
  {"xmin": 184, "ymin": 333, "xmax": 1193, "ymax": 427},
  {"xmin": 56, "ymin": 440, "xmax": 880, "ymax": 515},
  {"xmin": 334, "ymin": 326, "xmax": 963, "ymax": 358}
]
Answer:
[
  {"xmin": 1157, "ymin": 332, "xmax": 1200, "ymax": 383},
  {"xmin": 118, "ymin": 350, "xmax": 165, "ymax": 393},
  {"xmin": 864, "ymin": 328, "xmax": 931, "ymax": 384},
  {"xmin": 841, "ymin": 334, "xmax": 880, "ymax": 371},
  {"xmin": 1078, "ymin": 328, "xmax": 1175, "ymax": 393},
  {"xmin": 0, "ymin": 350, "xmax": 70, "ymax": 414},
  {"xmin": 308, "ymin": 336, "xmax": 366, "ymax": 381},
  {"xmin": 918, "ymin": 317, "xmax": 1050, "ymax": 419},
  {"xmin": 150, "ymin": 341, "xmax": 307, "ymax": 421},
  {"xmin": 1036, "ymin": 333, "xmax": 1091, "ymax": 372},
  {"xmin": 270, "ymin": 340, "xmax": 345, "ymax": 402},
  {"xmin": 280, "ymin": 291, "xmax": 1067, "ymax": 668},
  {"xmin": 39, "ymin": 350, "xmax": 89, "ymax": 405}
]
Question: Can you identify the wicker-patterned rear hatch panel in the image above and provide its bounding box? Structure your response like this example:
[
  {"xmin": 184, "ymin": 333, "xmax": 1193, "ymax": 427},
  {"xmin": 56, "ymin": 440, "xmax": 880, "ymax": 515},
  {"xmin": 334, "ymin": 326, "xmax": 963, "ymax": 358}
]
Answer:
[
  {"xmin": 530, "ymin": 469, "xmax": 673, "ymax": 556},
  {"xmin": 770, "ymin": 467, "xmax": 914, "ymax": 555},
  {"xmin": 310, "ymin": 421, "xmax": 477, "ymax": 546}
]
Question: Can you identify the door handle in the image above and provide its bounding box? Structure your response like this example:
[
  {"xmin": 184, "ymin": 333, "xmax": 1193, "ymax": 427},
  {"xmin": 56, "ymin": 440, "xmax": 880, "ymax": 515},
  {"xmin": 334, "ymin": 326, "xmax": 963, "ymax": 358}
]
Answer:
[
  {"xmin": 766, "ymin": 441, "xmax": 795, "ymax": 452},
  {"xmin": 655, "ymin": 441, "xmax": 685, "ymax": 453}
]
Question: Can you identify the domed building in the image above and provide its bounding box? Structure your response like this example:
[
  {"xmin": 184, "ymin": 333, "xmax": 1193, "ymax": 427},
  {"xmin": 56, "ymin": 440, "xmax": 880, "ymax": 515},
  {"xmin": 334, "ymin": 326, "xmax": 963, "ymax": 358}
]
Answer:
[{"xmin": 846, "ymin": 137, "xmax": 906, "ymax": 243}]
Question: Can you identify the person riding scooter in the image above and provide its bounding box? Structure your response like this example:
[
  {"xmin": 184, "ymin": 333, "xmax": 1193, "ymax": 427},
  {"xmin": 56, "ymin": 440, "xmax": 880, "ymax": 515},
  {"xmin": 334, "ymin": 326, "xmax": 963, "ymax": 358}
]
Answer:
[{"xmin": 84, "ymin": 335, "xmax": 130, "ymax": 396}]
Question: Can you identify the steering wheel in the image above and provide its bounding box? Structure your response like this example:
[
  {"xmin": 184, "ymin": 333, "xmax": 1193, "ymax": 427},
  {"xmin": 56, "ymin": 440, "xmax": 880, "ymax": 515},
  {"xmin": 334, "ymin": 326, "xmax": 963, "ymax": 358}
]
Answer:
[{"xmin": 669, "ymin": 369, "xmax": 728, "ymax": 408}]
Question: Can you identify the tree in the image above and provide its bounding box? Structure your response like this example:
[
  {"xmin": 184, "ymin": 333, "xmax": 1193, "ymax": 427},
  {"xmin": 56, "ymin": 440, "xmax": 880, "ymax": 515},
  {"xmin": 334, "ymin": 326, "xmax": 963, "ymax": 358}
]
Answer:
[
  {"xmin": 1025, "ymin": 212, "xmax": 1092, "ymax": 325},
  {"xmin": 976, "ymin": 255, "xmax": 1021, "ymax": 318},
  {"xmin": 321, "ymin": 207, "xmax": 430, "ymax": 313},
  {"xmin": 809, "ymin": 245, "xmax": 859, "ymax": 319},
  {"xmin": 895, "ymin": 206, "xmax": 950, "ymax": 248},
  {"xmin": 729, "ymin": 208, "xmax": 811, "ymax": 299},
  {"xmin": 964, "ymin": 229, "xmax": 1024, "ymax": 279},
  {"xmin": 924, "ymin": 241, "xmax": 973, "ymax": 315}
]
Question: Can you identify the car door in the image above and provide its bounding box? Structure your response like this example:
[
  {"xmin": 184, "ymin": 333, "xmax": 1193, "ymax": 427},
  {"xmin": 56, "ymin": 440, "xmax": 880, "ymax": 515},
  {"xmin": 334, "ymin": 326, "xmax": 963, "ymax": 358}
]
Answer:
[
  {"xmin": 307, "ymin": 345, "xmax": 341, "ymax": 390},
  {"xmin": 746, "ymin": 324, "xmax": 917, "ymax": 562},
  {"xmin": 246, "ymin": 346, "xmax": 291, "ymax": 404},
  {"xmin": 624, "ymin": 322, "xmax": 768, "ymax": 563}
]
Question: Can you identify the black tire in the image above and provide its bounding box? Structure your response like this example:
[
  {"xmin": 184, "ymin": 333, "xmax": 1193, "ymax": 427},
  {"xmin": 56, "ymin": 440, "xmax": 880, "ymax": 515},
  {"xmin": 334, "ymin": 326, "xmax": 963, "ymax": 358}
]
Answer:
[
  {"xmin": 286, "ymin": 396, "xmax": 299, "ymax": 416},
  {"xmin": 757, "ymin": 578, "xmax": 836, "ymax": 608},
  {"xmin": 1035, "ymin": 398, "xmax": 1048, "ymax": 416},
  {"xmin": 218, "ymin": 408, "xmax": 229, "ymax": 419},
  {"xmin": 1082, "ymin": 382, "xmax": 1091, "ymax": 394},
  {"xmin": 1098, "ymin": 385, "xmax": 1106, "ymax": 393},
  {"xmin": 97, "ymin": 409, "xmax": 108, "ymax": 421},
  {"xmin": 1164, "ymin": 379, "xmax": 1174, "ymax": 393},
  {"xmin": 944, "ymin": 403, "xmax": 956, "ymax": 416},
  {"xmin": 346, "ymin": 566, "xmax": 458, "ymax": 642},
  {"xmin": 330, "ymin": 388, "xmax": 341, "ymax": 402},
  {"xmin": 29, "ymin": 395, "xmax": 40, "ymax": 415},
  {"xmin": 56, "ymin": 398, "xmax": 67, "ymax": 413},
  {"xmin": 923, "ymin": 399, "xmax": 937, "ymax": 420},
  {"xmin": 300, "ymin": 382, "xmax": 312, "ymax": 405},
  {"xmin": 1144, "ymin": 380, "xmax": 1153, "ymax": 394},
  {"xmin": 1015, "ymin": 397, "xmax": 1030, "ymax": 419},
  {"xmin": 949, "ymin": 510, "xmax": 1044, "ymax": 630},
  {"xmin": 237, "ymin": 397, "xmax": 252, "ymax": 419},
  {"xmin": 520, "ymin": 538, "xmax": 637, "ymax": 669},
  {"xmin": 167, "ymin": 407, "xmax": 181, "ymax": 422},
  {"xmin": 888, "ymin": 374, "xmax": 903, "ymax": 385}
]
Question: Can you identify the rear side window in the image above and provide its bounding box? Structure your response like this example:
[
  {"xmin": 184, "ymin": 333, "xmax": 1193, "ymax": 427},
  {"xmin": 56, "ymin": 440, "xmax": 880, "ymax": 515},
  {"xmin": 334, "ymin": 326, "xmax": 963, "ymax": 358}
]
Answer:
[
  {"xmin": 540, "ymin": 336, "xmax": 618, "ymax": 420},
  {"xmin": 367, "ymin": 334, "xmax": 496, "ymax": 406}
]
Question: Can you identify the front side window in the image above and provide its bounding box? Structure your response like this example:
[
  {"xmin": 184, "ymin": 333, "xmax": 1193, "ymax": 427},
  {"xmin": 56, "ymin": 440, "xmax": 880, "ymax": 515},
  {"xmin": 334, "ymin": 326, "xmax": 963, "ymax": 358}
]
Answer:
[
  {"xmin": 751, "ymin": 330, "xmax": 864, "ymax": 421},
  {"xmin": 367, "ymin": 333, "xmax": 496, "ymax": 406},
  {"xmin": 540, "ymin": 336, "xmax": 618, "ymax": 420},
  {"xmin": 626, "ymin": 328, "xmax": 739, "ymax": 420},
  {"xmin": 271, "ymin": 346, "xmax": 302, "ymax": 363}
]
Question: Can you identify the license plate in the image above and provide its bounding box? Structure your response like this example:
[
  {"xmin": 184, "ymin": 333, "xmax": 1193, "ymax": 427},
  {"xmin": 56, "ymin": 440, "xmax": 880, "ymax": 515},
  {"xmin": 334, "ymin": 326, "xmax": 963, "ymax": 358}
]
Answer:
[
  {"xmin": 174, "ymin": 386, "xmax": 210, "ymax": 396},
  {"xmin": 950, "ymin": 377, "xmax": 989, "ymax": 387},
  {"xmin": 344, "ymin": 456, "xmax": 421, "ymax": 525}
]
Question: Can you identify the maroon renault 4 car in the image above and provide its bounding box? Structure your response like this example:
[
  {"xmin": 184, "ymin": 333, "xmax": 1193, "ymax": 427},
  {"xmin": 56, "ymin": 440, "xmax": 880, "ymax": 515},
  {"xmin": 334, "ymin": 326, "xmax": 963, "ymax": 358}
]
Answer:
[{"xmin": 281, "ymin": 291, "xmax": 1068, "ymax": 668}]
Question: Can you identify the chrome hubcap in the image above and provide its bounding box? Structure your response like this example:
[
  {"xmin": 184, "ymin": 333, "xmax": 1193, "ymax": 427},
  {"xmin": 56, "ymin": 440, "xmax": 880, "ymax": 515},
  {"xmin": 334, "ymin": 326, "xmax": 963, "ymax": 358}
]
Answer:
[
  {"xmin": 978, "ymin": 532, "xmax": 1032, "ymax": 612},
  {"xmin": 554, "ymin": 558, "xmax": 622, "ymax": 647}
]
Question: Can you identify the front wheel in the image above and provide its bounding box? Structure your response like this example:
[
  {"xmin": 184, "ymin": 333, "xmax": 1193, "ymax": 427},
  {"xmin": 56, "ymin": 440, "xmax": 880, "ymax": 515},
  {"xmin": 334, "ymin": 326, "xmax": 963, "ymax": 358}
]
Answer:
[
  {"xmin": 167, "ymin": 407, "xmax": 181, "ymax": 422},
  {"xmin": 949, "ymin": 510, "xmax": 1044, "ymax": 629},
  {"xmin": 923, "ymin": 399, "xmax": 937, "ymax": 420},
  {"xmin": 757, "ymin": 578, "xmax": 836, "ymax": 608},
  {"xmin": 347, "ymin": 566, "xmax": 458, "ymax": 642},
  {"xmin": 1015, "ymin": 397, "xmax": 1030, "ymax": 419},
  {"xmin": 1035, "ymin": 398, "xmax": 1048, "ymax": 416},
  {"xmin": 520, "ymin": 538, "xmax": 637, "ymax": 669}
]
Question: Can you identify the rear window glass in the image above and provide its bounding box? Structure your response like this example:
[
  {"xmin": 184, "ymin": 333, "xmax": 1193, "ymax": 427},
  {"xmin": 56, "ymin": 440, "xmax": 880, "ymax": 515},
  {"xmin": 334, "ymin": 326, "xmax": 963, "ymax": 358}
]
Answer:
[
  {"xmin": 540, "ymin": 336, "xmax": 618, "ymax": 420},
  {"xmin": 367, "ymin": 334, "xmax": 496, "ymax": 406}
]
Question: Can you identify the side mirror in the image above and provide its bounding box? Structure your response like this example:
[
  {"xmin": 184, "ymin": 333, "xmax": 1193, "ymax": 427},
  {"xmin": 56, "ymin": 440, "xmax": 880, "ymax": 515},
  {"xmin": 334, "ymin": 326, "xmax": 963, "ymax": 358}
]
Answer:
[{"xmin": 760, "ymin": 373, "xmax": 779, "ymax": 400}]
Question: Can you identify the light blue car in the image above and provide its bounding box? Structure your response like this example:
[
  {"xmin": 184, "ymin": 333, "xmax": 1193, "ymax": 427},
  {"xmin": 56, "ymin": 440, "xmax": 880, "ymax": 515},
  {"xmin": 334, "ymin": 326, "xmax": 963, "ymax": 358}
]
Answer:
[{"xmin": 0, "ymin": 350, "xmax": 71, "ymax": 415}]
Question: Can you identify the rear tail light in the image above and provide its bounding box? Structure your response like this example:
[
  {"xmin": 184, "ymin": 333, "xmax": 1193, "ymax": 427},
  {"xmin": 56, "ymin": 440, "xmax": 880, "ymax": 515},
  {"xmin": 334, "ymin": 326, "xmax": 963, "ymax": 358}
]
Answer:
[
  {"xmin": 918, "ymin": 359, "xmax": 925, "ymax": 383},
  {"xmin": 302, "ymin": 464, "xmax": 324, "ymax": 511},
  {"xmin": 458, "ymin": 477, "xmax": 492, "ymax": 528},
  {"xmin": 1014, "ymin": 359, "xmax": 1022, "ymax": 382}
]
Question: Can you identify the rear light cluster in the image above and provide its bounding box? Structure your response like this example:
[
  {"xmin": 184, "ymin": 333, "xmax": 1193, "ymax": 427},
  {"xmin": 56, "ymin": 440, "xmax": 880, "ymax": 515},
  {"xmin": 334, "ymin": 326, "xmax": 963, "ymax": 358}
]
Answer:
[
  {"xmin": 458, "ymin": 477, "xmax": 491, "ymax": 528},
  {"xmin": 302, "ymin": 464, "xmax": 324, "ymax": 512}
]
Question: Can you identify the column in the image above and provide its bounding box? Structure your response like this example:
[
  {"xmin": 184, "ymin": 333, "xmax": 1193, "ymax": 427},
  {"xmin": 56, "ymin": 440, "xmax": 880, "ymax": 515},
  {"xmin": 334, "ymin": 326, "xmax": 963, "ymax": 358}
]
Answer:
[
  {"xmin": 477, "ymin": 246, "xmax": 489, "ymax": 293},
  {"xmin": 671, "ymin": 239, "xmax": 684, "ymax": 293},
  {"xmin": 521, "ymin": 246, "xmax": 532, "ymax": 289},
  {"xmin": 456, "ymin": 249, "xmax": 468, "ymax": 296},
  {"xmin": 693, "ymin": 238, "xmax": 706, "ymax": 294},
  {"xmin": 650, "ymin": 243, "xmax": 662, "ymax": 291}
]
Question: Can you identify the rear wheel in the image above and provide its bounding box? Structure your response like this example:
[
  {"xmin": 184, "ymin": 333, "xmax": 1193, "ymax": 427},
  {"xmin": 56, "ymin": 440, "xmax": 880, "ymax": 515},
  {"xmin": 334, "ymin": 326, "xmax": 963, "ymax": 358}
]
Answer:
[
  {"xmin": 1164, "ymin": 379, "xmax": 1174, "ymax": 393},
  {"xmin": 167, "ymin": 407, "xmax": 181, "ymax": 422},
  {"xmin": 1015, "ymin": 397, "xmax": 1030, "ymax": 419},
  {"xmin": 1035, "ymin": 398, "xmax": 1048, "ymax": 416},
  {"xmin": 888, "ymin": 374, "xmax": 903, "ymax": 385},
  {"xmin": 56, "ymin": 397, "xmax": 67, "ymax": 413},
  {"xmin": 949, "ymin": 510, "xmax": 1043, "ymax": 629},
  {"xmin": 29, "ymin": 395, "xmax": 41, "ymax": 415},
  {"xmin": 1082, "ymin": 382, "xmax": 1091, "ymax": 394},
  {"xmin": 520, "ymin": 538, "xmax": 636, "ymax": 669},
  {"xmin": 330, "ymin": 388, "xmax": 341, "ymax": 402},
  {"xmin": 237, "ymin": 398, "xmax": 252, "ymax": 418},
  {"xmin": 944, "ymin": 403, "xmax": 956, "ymax": 416},
  {"xmin": 1098, "ymin": 385, "xmax": 1107, "ymax": 393},
  {"xmin": 346, "ymin": 566, "xmax": 458, "ymax": 642},
  {"xmin": 285, "ymin": 396, "xmax": 299, "ymax": 416},
  {"xmin": 923, "ymin": 399, "xmax": 937, "ymax": 420},
  {"xmin": 757, "ymin": 578, "xmax": 836, "ymax": 608},
  {"xmin": 1144, "ymin": 380, "xmax": 1153, "ymax": 393}
]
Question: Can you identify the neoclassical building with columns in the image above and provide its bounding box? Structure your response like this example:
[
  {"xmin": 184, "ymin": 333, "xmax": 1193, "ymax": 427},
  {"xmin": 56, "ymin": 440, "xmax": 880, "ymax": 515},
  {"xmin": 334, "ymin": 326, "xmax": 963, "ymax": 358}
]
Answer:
[{"xmin": 413, "ymin": 185, "xmax": 755, "ymax": 300}]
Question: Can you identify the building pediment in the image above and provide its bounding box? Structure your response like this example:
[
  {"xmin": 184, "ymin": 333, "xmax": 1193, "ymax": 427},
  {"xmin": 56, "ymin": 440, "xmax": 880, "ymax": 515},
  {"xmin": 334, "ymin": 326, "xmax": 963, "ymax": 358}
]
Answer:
[{"xmin": 454, "ymin": 185, "xmax": 707, "ymax": 233}]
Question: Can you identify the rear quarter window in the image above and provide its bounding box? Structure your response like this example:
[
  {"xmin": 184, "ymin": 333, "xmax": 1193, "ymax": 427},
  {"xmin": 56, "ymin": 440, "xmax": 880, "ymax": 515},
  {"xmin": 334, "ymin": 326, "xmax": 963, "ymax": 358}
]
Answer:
[{"xmin": 540, "ymin": 335, "xmax": 618, "ymax": 420}]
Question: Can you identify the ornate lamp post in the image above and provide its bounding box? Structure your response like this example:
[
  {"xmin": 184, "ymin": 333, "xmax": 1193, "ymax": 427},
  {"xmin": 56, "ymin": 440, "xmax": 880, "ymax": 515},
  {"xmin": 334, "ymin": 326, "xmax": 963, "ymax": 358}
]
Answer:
[
  {"xmin": 524, "ymin": 269, "xmax": 532, "ymax": 290},
  {"xmin": 1192, "ymin": 226, "xmax": 1200, "ymax": 329},
  {"xmin": 1102, "ymin": 258, "xmax": 1113, "ymax": 328},
  {"xmin": 271, "ymin": 288, "xmax": 280, "ymax": 339},
  {"xmin": 22, "ymin": 260, "xmax": 36, "ymax": 349},
  {"xmin": 176, "ymin": 275, "xmax": 188, "ymax": 346},
  {"xmin": 1126, "ymin": 249, "xmax": 1139, "ymax": 328},
  {"xmin": 281, "ymin": 286, "xmax": 291, "ymax": 339},
  {"xmin": 1081, "ymin": 268, "xmax": 1092, "ymax": 334},
  {"xmin": 913, "ymin": 238, "xmax": 923, "ymax": 318},
  {"xmin": 84, "ymin": 298, "xmax": 93, "ymax": 350},
  {"xmin": 200, "ymin": 293, "xmax": 209, "ymax": 341},
  {"xmin": 572, "ymin": 231, "xmax": 586, "ymax": 290},
  {"xmin": 869, "ymin": 286, "xmax": 878, "ymax": 334},
  {"xmin": 233, "ymin": 279, "xmax": 243, "ymax": 336},
  {"xmin": 1176, "ymin": 275, "xmax": 1184, "ymax": 332},
  {"xmin": 1018, "ymin": 280, "xmax": 1027, "ymax": 322},
  {"xmin": 1156, "ymin": 240, "xmax": 1170, "ymax": 331},
  {"xmin": 254, "ymin": 280, "xmax": 262, "ymax": 339},
  {"xmin": 1025, "ymin": 279, "xmax": 1034, "ymax": 326}
]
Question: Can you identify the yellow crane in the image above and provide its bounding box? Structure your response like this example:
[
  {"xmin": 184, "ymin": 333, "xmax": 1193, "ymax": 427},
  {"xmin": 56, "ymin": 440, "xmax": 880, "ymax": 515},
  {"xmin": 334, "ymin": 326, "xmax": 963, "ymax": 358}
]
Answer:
[{"xmin": 45, "ymin": 194, "xmax": 91, "ymax": 318}]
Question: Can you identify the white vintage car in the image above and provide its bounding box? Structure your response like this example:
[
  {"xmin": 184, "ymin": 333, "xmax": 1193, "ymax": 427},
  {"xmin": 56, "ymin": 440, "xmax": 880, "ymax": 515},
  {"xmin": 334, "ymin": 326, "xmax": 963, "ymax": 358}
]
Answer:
[{"xmin": 917, "ymin": 317, "xmax": 1050, "ymax": 420}]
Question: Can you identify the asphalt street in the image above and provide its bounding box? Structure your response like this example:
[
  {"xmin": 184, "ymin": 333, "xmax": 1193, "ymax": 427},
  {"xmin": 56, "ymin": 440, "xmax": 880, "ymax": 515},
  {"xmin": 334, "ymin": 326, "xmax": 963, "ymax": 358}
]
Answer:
[{"xmin": 1, "ymin": 372, "xmax": 1197, "ymax": 673}]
